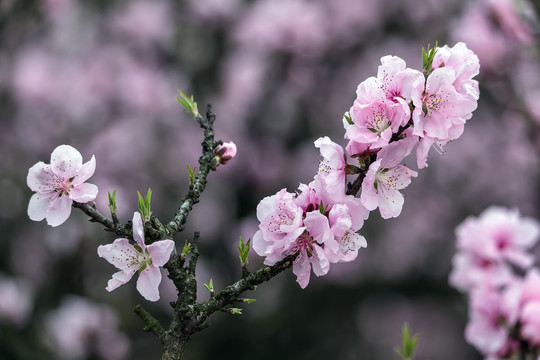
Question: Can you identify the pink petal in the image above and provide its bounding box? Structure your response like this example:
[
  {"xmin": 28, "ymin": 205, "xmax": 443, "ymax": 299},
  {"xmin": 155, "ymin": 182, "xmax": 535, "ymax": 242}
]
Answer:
[
  {"xmin": 132, "ymin": 212, "xmax": 146, "ymax": 249},
  {"xmin": 50, "ymin": 145, "xmax": 83, "ymax": 179},
  {"xmin": 304, "ymin": 211, "xmax": 332, "ymax": 245},
  {"xmin": 69, "ymin": 183, "xmax": 98, "ymax": 203},
  {"xmin": 73, "ymin": 155, "xmax": 96, "ymax": 185},
  {"xmin": 311, "ymin": 247, "xmax": 330, "ymax": 276},
  {"xmin": 147, "ymin": 239, "xmax": 175, "ymax": 267},
  {"xmin": 46, "ymin": 195, "xmax": 73, "ymax": 227},
  {"xmin": 377, "ymin": 184, "xmax": 404, "ymax": 219},
  {"xmin": 98, "ymin": 238, "xmax": 140, "ymax": 270},
  {"xmin": 28, "ymin": 193, "xmax": 49, "ymax": 221},
  {"xmin": 27, "ymin": 162, "xmax": 53, "ymax": 192},
  {"xmin": 136, "ymin": 266, "xmax": 162, "ymax": 301},
  {"xmin": 106, "ymin": 269, "xmax": 136, "ymax": 292},
  {"xmin": 293, "ymin": 251, "xmax": 311, "ymax": 289}
]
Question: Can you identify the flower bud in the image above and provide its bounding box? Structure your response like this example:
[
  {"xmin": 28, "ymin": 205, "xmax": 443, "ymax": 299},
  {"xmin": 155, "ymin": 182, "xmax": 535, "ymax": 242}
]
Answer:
[{"xmin": 213, "ymin": 141, "xmax": 237, "ymax": 166}]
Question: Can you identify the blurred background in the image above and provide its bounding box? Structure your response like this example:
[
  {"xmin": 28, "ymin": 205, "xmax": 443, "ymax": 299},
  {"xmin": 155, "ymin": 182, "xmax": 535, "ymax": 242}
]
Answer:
[{"xmin": 1, "ymin": 0, "xmax": 540, "ymax": 359}]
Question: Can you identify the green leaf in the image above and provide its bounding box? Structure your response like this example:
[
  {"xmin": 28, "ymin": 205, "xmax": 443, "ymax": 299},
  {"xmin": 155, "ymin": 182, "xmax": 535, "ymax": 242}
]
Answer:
[
  {"xmin": 238, "ymin": 237, "xmax": 251, "ymax": 267},
  {"xmin": 204, "ymin": 279, "xmax": 214, "ymax": 293},
  {"xmin": 108, "ymin": 190, "xmax": 117, "ymax": 213},
  {"xmin": 176, "ymin": 89, "xmax": 200, "ymax": 118},
  {"xmin": 137, "ymin": 189, "xmax": 153, "ymax": 221},
  {"xmin": 240, "ymin": 298, "xmax": 256, "ymax": 304},
  {"xmin": 182, "ymin": 240, "xmax": 192, "ymax": 256},
  {"xmin": 229, "ymin": 308, "xmax": 242, "ymax": 315},
  {"xmin": 187, "ymin": 164, "xmax": 197, "ymax": 185},
  {"xmin": 422, "ymin": 41, "xmax": 439, "ymax": 77},
  {"xmin": 395, "ymin": 323, "xmax": 419, "ymax": 360}
]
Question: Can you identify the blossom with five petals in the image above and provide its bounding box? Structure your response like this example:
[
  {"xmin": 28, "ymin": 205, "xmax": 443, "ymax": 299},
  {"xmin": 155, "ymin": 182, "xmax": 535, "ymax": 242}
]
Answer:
[
  {"xmin": 27, "ymin": 145, "xmax": 98, "ymax": 227},
  {"xmin": 97, "ymin": 212, "xmax": 175, "ymax": 301}
]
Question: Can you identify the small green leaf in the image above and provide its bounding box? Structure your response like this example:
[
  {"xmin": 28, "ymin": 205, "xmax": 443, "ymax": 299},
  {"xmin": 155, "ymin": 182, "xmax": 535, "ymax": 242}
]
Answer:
[
  {"xmin": 395, "ymin": 323, "xmax": 419, "ymax": 360},
  {"xmin": 187, "ymin": 164, "xmax": 197, "ymax": 185},
  {"xmin": 422, "ymin": 42, "xmax": 439, "ymax": 77},
  {"xmin": 238, "ymin": 237, "xmax": 251, "ymax": 267},
  {"xmin": 229, "ymin": 308, "xmax": 242, "ymax": 315},
  {"xmin": 176, "ymin": 90, "xmax": 200, "ymax": 118},
  {"xmin": 182, "ymin": 240, "xmax": 192, "ymax": 257},
  {"xmin": 108, "ymin": 190, "xmax": 117, "ymax": 213},
  {"xmin": 240, "ymin": 298, "xmax": 256, "ymax": 304},
  {"xmin": 137, "ymin": 189, "xmax": 153, "ymax": 221},
  {"xmin": 204, "ymin": 279, "xmax": 214, "ymax": 293}
]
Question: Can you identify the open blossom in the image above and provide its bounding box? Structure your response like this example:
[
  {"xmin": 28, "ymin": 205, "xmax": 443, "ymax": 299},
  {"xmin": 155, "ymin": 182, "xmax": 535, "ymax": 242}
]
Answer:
[
  {"xmin": 360, "ymin": 141, "xmax": 417, "ymax": 219},
  {"xmin": 27, "ymin": 145, "xmax": 98, "ymax": 227},
  {"xmin": 45, "ymin": 296, "xmax": 129, "ymax": 360},
  {"xmin": 465, "ymin": 282, "xmax": 522, "ymax": 357},
  {"xmin": 344, "ymin": 99, "xmax": 407, "ymax": 154},
  {"xmin": 456, "ymin": 207, "xmax": 539, "ymax": 269},
  {"xmin": 314, "ymin": 136, "xmax": 347, "ymax": 199},
  {"xmin": 252, "ymin": 189, "xmax": 305, "ymax": 265},
  {"xmin": 432, "ymin": 42, "xmax": 480, "ymax": 101},
  {"xmin": 98, "ymin": 212, "xmax": 175, "ymax": 301}
]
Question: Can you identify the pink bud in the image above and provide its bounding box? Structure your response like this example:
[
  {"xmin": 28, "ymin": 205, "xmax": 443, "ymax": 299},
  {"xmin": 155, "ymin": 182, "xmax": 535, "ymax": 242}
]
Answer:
[{"xmin": 214, "ymin": 141, "xmax": 237, "ymax": 165}]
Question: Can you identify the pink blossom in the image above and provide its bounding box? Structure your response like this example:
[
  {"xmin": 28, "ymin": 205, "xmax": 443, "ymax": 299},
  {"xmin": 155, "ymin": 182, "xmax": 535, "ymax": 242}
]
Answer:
[
  {"xmin": 448, "ymin": 252, "xmax": 513, "ymax": 292},
  {"xmin": 98, "ymin": 212, "xmax": 175, "ymax": 301},
  {"xmin": 0, "ymin": 274, "xmax": 33, "ymax": 327},
  {"xmin": 27, "ymin": 145, "xmax": 98, "ymax": 227},
  {"xmin": 518, "ymin": 269, "xmax": 540, "ymax": 345},
  {"xmin": 412, "ymin": 67, "xmax": 477, "ymax": 141},
  {"xmin": 360, "ymin": 142, "xmax": 417, "ymax": 219},
  {"xmin": 214, "ymin": 141, "xmax": 237, "ymax": 165},
  {"xmin": 252, "ymin": 189, "xmax": 305, "ymax": 265},
  {"xmin": 457, "ymin": 207, "xmax": 539, "ymax": 269},
  {"xmin": 344, "ymin": 99, "xmax": 407, "ymax": 154},
  {"xmin": 432, "ymin": 42, "xmax": 480, "ymax": 101},
  {"xmin": 291, "ymin": 211, "xmax": 332, "ymax": 289},
  {"xmin": 326, "ymin": 203, "xmax": 367, "ymax": 263},
  {"xmin": 465, "ymin": 283, "xmax": 521, "ymax": 356},
  {"xmin": 45, "ymin": 296, "xmax": 129, "ymax": 360},
  {"xmin": 314, "ymin": 136, "xmax": 347, "ymax": 199}
]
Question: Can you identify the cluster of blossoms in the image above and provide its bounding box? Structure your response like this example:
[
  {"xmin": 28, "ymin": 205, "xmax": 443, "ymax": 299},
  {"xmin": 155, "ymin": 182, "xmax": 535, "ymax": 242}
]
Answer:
[
  {"xmin": 449, "ymin": 206, "xmax": 540, "ymax": 359},
  {"xmin": 253, "ymin": 42, "xmax": 480, "ymax": 288}
]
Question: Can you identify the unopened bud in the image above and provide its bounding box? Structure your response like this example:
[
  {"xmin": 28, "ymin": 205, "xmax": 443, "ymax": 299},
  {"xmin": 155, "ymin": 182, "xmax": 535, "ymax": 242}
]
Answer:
[{"xmin": 213, "ymin": 141, "xmax": 237, "ymax": 167}]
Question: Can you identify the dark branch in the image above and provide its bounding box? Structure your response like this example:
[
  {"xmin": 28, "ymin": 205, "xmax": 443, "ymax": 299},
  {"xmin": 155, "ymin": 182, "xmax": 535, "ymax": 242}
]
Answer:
[{"xmin": 134, "ymin": 305, "xmax": 166, "ymax": 345}]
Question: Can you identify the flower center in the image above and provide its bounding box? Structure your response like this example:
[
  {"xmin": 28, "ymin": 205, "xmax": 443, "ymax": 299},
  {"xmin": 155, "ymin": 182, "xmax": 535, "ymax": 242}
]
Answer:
[{"xmin": 292, "ymin": 232, "xmax": 315, "ymax": 257}]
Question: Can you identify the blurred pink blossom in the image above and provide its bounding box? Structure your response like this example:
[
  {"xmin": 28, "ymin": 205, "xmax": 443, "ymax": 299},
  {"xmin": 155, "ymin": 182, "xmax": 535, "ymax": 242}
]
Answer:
[
  {"xmin": 0, "ymin": 274, "xmax": 33, "ymax": 327},
  {"xmin": 45, "ymin": 296, "xmax": 129, "ymax": 360}
]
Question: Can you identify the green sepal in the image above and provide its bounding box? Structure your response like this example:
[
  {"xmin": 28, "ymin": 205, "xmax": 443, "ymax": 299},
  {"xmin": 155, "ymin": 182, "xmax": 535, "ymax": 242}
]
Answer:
[
  {"xmin": 138, "ymin": 263, "xmax": 147, "ymax": 274},
  {"xmin": 343, "ymin": 112, "xmax": 354, "ymax": 125}
]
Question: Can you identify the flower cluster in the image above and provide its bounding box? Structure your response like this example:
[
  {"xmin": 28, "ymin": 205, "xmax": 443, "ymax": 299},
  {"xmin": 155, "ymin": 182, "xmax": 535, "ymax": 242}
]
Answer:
[
  {"xmin": 449, "ymin": 206, "xmax": 540, "ymax": 359},
  {"xmin": 253, "ymin": 43, "xmax": 480, "ymax": 288}
]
